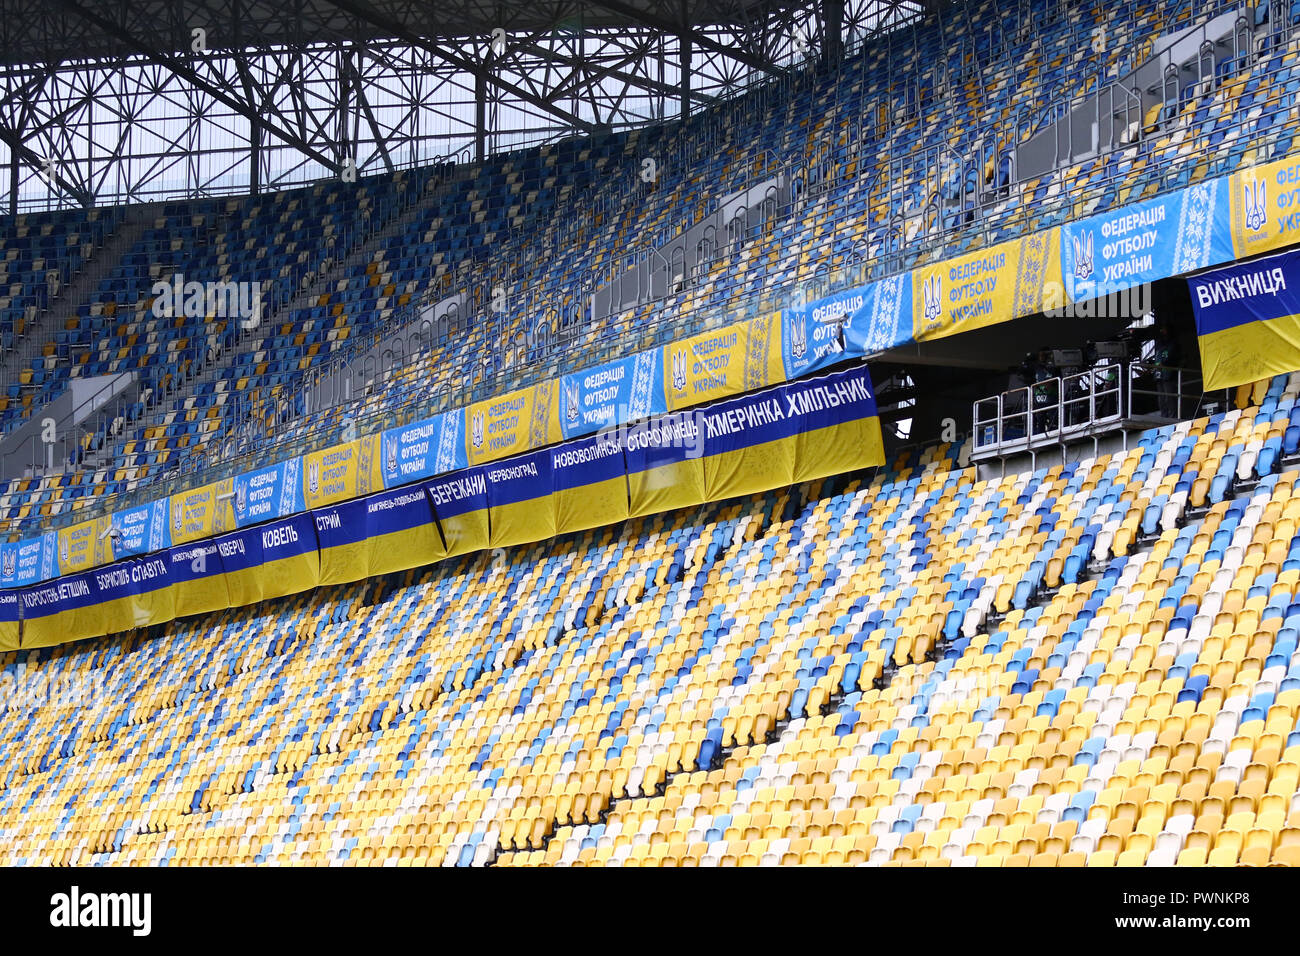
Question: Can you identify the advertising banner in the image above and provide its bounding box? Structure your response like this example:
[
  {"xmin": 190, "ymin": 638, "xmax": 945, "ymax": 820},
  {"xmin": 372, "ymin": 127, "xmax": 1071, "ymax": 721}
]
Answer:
[{"xmin": 1189, "ymin": 246, "xmax": 1300, "ymax": 390}]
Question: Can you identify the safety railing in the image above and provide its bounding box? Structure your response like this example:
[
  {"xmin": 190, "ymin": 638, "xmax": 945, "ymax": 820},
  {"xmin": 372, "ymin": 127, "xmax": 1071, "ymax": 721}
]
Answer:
[
  {"xmin": 972, "ymin": 361, "xmax": 1208, "ymax": 457},
  {"xmin": 15, "ymin": 244, "xmax": 857, "ymax": 536}
]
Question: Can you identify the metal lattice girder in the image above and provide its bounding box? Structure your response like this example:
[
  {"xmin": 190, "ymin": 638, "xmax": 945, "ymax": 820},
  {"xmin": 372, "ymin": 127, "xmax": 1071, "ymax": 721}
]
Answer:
[
  {"xmin": 57, "ymin": 0, "xmax": 343, "ymax": 173},
  {"xmin": 328, "ymin": 0, "xmax": 599, "ymax": 133},
  {"xmin": 0, "ymin": 0, "xmax": 922, "ymax": 209},
  {"xmin": 586, "ymin": 0, "xmax": 789, "ymax": 78}
]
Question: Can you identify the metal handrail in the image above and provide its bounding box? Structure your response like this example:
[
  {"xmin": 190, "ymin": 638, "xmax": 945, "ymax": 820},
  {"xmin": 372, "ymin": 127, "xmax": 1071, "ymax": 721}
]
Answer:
[
  {"xmin": 973, "ymin": 361, "xmax": 1210, "ymax": 454},
  {"xmin": 19, "ymin": 246, "xmax": 850, "ymax": 535}
]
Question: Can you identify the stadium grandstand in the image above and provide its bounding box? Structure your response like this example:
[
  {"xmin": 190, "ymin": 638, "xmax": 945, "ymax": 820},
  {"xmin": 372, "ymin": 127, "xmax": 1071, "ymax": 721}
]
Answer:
[{"xmin": 0, "ymin": 0, "xmax": 1298, "ymax": 883}]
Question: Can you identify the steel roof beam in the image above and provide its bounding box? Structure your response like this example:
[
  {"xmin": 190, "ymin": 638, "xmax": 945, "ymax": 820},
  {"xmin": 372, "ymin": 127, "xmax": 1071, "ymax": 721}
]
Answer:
[
  {"xmin": 56, "ymin": 0, "xmax": 343, "ymax": 173},
  {"xmin": 0, "ymin": 124, "xmax": 92, "ymax": 205},
  {"xmin": 326, "ymin": 0, "xmax": 599, "ymax": 132},
  {"xmin": 586, "ymin": 0, "xmax": 789, "ymax": 79}
]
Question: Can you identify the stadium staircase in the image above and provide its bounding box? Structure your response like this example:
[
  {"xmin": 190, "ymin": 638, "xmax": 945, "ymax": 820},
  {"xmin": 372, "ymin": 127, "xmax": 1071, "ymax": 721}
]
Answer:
[{"xmin": 0, "ymin": 210, "xmax": 139, "ymax": 414}]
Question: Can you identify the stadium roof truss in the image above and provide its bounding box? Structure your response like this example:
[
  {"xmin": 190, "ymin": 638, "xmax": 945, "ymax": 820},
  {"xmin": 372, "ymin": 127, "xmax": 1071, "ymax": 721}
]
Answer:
[{"xmin": 0, "ymin": 0, "xmax": 921, "ymax": 211}]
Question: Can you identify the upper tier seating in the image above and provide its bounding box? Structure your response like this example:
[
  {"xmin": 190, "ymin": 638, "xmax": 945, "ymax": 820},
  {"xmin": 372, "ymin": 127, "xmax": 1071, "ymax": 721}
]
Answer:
[{"xmin": 4, "ymin": 0, "xmax": 1299, "ymax": 530}]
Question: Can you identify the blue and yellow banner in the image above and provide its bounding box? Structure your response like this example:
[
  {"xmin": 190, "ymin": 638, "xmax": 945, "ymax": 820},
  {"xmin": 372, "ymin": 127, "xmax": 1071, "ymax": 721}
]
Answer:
[
  {"xmin": 233, "ymin": 459, "xmax": 305, "ymax": 528},
  {"xmin": 427, "ymin": 467, "xmax": 490, "ymax": 557},
  {"xmin": 0, "ymin": 364, "xmax": 886, "ymax": 650},
  {"xmin": 6, "ymin": 533, "xmax": 58, "ymax": 588},
  {"xmin": 781, "ymin": 290, "xmax": 855, "ymax": 380},
  {"xmin": 466, "ymin": 385, "xmax": 534, "ymax": 466},
  {"xmin": 80, "ymin": 562, "xmax": 139, "ymax": 638},
  {"xmin": 699, "ymin": 385, "xmax": 797, "ymax": 500},
  {"xmin": 0, "ymin": 591, "xmax": 18, "ymax": 650},
  {"xmin": 167, "ymin": 541, "xmax": 229, "ymax": 619},
  {"xmin": 380, "ymin": 410, "xmax": 467, "ymax": 488},
  {"xmin": 215, "ymin": 513, "xmax": 320, "ymax": 607},
  {"xmin": 842, "ymin": 272, "xmax": 912, "ymax": 356},
  {"xmin": 83, "ymin": 554, "xmax": 175, "ymax": 637},
  {"xmin": 914, "ymin": 231, "xmax": 1061, "ymax": 342},
  {"xmin": 21, "ymin": 554, "xmax": 176, "ymax": 648},
  {"xmin": 662, "ymin": 314, "xmax": 784, "ymax": 411},
  {"xmin": 559, "ymin": 351, "xmax": 664, "ymax": 440},
  {"xmin": 466, "ymin": 382, "xmax": 563, "ymax": 467},
  {"xmin": 0, "ymin": 542, "xmax": 16, "ymax": 591},
  {"xmin": 205, "ymin": 528, "xmax": 255, "ymax": 610},
  {"xmin": 36, "ymin": 530, "xmax": 59, "ymax": 582},
  {"xmin": 1189, "ymin": 247, "xmax": 1300, "ymax": 390},
  {"xmin": 551, "ymin": 433, "xmax": 628, "ymax": 534},
  {"xmin": 699, "ymin": 363, "xmax": 883, "ymax": 499},
  {"xmin": 1230, "ymin": 154, "xmax": 1300, "ymax": 259},
  {"xmin": 56, "ymin": 515, "xmax": 113, "ymax": 575},
  {"xmin": 1061, "ymin": 184, "xmax": 1229, "ymax": 303},
  {"xmin": 110, "ymin": 498, "xmax": 173, "ymax": 558},
  {"xmin": 303, "ymin": 435, "xmax": 384, "ymax": 508},
  {"xmin": 486, "ymin": 450, "xmax": 555, "ymax": 548},
  {"xmin": 624, "ymin": 410, "xmax": 707, "ymax": 518},
  {"xmin": 20, "ymin": 572, "xmax": 101, "ymax": 648},
  {"xmin": 314, "ymin": 482, "xmax": 444, "ymax": 585},
  {"xmin": 788, "ymin": 364, "xmax": 885, "ymax": 483},
  {"xmin": 171, "ymin": 477, "xmax": 237, "ymax": 545}
]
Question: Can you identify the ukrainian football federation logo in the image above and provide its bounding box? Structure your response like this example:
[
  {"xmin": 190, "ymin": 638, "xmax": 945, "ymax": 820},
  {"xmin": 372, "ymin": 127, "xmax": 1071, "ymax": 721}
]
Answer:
[
  {"xmin": 59, "ymin": 536, "xmax": 69, "ymax": 566},
  {"xmin": 471, "ymin": 410, "xmax": 485, "ymax": 450},
  {"xmin": 3, "ymin": 549, "xmax": 15, "ymax": 578},
  {"xmin": 922, "ymin": 274, "xmax": 943, "ymax": 325},
  {"xmin": 385, "ymin": 439, "xmax": 398, "ymax": 478},
  {"xmin": 563, "ymin": 379, "xmax": 579, "ymax": 426},
  {"xmin": 173, "ymin": 500, "xmax": 184, "ymax": 532},
  {"xmin": 1071, "ymin": 231, "xmax": 1094, "ymax": 281},
  {"xmin": 308, "ymin": 461, "xmax": 320, "ymax": 496},
  {"xmin": 234, "ymin": 482, "xmax": 248, "ymax": 519},
  {"xmin": 1244, "ymin": 178, "xmax": 1268, "ymax": 233},
  {"xmin": 790, "ymin": 312, "xmax": 807, "ymax": 361},
  {"xmin": 671, "ymin": 348, "xmax": 688, "ymax": 393}
]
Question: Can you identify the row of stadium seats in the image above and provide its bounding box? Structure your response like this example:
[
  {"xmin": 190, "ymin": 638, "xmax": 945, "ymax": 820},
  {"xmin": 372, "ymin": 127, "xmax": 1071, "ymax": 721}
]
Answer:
[
  {"xmin": 5, "ymin": 175, "xmax": 425, "ymax": 432},
  {"xmin": 2, "ymin": 373, "xmax": 1300, "ymax": 865}
]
